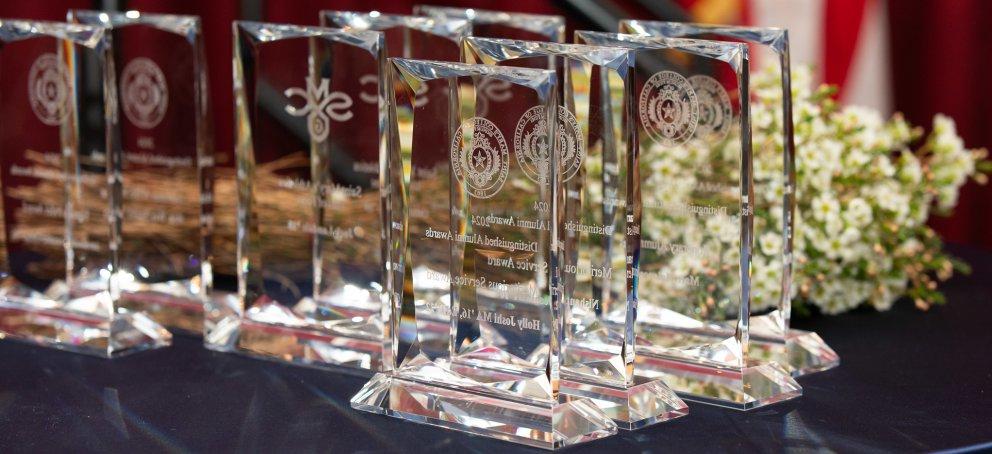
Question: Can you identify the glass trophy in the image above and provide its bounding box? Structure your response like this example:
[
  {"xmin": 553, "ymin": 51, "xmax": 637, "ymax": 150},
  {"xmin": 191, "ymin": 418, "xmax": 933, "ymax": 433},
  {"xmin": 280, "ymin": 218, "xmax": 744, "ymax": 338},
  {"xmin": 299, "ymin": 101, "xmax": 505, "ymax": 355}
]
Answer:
[
  {"xmin": 575, "ymin": 31, "xmax": 802, "ymax": 409},
  {"xmin": 619, "ymin": 20, "xmax": 839, "ymax": 377},
  {"xmin": 0, "ymin": 20, "xmax": 171, "ymax": 356},
  {"xmin": 321, "ymin": 10, "xmax": 469, "ymax": 62},
  {"xmin": 207, "ymin": 22, "xmax": 389, "ymax": 371},
  {"xmin": 414, "ymin": 5, "xmax": 565, "ymax": 42},
  {"xmin": 69, "ymin": 10, "xmax": 214, "ymax": 336},
  {"xmin": 464, "ymin": 37, "xmax": 688, "ymax": 429},
  {"xmin": 350, "ymin": 58, "xmax": 618, "ymax": 448}
]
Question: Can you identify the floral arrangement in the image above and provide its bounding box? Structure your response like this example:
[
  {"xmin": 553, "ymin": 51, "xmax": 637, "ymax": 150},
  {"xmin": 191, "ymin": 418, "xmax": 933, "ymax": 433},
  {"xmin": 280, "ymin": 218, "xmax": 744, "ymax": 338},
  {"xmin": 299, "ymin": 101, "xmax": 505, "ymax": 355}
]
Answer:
[
  {"xmin": 751, "ymin": 66, "xmax": 989, "ymax": 314},
  {"xmin": 636, "ymin": 65, "xmax": 988, "ymax": 317}
]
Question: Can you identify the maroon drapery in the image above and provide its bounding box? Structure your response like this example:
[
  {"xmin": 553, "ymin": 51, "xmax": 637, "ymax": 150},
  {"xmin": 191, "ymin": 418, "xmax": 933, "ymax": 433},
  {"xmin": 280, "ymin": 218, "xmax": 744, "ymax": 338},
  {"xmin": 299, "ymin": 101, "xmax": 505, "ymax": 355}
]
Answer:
[
  {"xmin": 2, "ymin": 0, "xmax": 990, "ymax": 249},
  {"xmin": 889, "ymin": 0, "xmax": 992, "ymax": 250}
]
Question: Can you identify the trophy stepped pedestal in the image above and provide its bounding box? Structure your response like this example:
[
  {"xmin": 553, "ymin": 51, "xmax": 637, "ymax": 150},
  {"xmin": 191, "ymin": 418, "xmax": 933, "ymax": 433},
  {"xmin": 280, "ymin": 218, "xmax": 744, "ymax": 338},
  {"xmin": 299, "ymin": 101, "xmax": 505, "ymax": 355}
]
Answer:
[
  {"xmin": 636, "ymin": 352, "xmax": 801, "ymax": 410},
  {"xmin": 353, "ymin": 372, "xmax": 618, "ymax": 450},
  {"xmin": 751, "ymin": 329, "xmax": 840, "ymax": 377},
  {"xmin": 561, "ymin": 374, "xmax": 688, "ymax": 430},
  {"xmin": 0, "ymin": 299, "xmax": 171, "ymax": 358},
  {"xmin": 205, "ymin": 297, "xmax": 385, "ymax": 372},
  {"xmin": 119, "ymin": 278, "xmax": 206, "ymax": 335}
]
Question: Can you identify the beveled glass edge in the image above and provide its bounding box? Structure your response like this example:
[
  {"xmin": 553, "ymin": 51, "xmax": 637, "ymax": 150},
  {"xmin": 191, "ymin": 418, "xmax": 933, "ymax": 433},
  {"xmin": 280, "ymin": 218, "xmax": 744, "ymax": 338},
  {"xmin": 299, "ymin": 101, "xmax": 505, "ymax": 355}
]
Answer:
[
  {"xmin": 463, "ymin": 37, "xmax": 632, "ymax": 75},
  {"xmin": 574, "ymin": 30, "xmax": 747, "ymax": 73},
  {"xmin": 620, "ymin": 20, "xmax": 787, "ymax": 56},
  {"xmin": 618, "ymin": 21, "xmax": 796, "ymax": 334},
  {"xmin": 234, "ymin": 21, "xmax": 383, "ymax": 54},
  {"xmin": 69, "ymin": 10, "xmax": 200, "ymax": 44},
  {"xmin": 576, "ymin": 29, "xmax": 757, "ymax": 359},
  {"xmin": 321, "ymin": 10, "xmax": 470, "ymax": 44},
  {"xmin": 413, "ymin": 5, "xmax": 565, "ymax": 42},
  {"xmin": 0, "ymin": 19, "xmax": 105, "ymax": 49},
  {"xmin": 391, "ymin": 58, "xmax": 556, "ymax": 90}
]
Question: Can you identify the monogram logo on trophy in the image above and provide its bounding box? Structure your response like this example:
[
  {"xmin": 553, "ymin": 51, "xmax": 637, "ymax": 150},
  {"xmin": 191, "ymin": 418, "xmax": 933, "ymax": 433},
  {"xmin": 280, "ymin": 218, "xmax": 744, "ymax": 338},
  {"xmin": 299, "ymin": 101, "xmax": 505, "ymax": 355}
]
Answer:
[
  {"xmin": 451, "ymin": 117, "xmax": 509, "ymax": 199},
  {"xmin": 284, "ymin": 77, "xmax": 354, "ymax": 143},
  {"xmin": 513, "ymin": 106, "xmax": 584, "ymax": 184},
  {"xmin": 689, "ymin": 75, "xmax": 732, "ymax": 143},
  {"xmin": 121, "ymin": 58, "xmax": 169, "ymax": 129},
  {"xmin": 639, "ymin": 70, "xmax": 698, "ymax": 146},
  {"xmin": 27, "ymin": 53, "xmax": 71, "ymax": 126}
]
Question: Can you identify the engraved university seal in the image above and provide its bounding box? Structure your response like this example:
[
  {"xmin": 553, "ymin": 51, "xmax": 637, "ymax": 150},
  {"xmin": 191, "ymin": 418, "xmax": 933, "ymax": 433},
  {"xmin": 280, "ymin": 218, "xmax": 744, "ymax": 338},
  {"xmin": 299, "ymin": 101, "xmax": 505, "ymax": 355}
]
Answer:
[
  {"xmin": 689, "ymin": 75, "xmax": 732, "ymax": 143},
  {"xmin": 513, "ymin": 106, "xmax": 584, "ymax": 184},
  {"xmin": 451, "ymin": 117, "xmax": 509, "ymax": 199},
  {"xmin": 639, "ymin": 70, "xmax": 698, "ymax": 146},
  {"xmin": 28, "ymin": 53, "xmax": 71, "ymax": 126},
  {"xmin": 121, "ymin": 58, "xmax": 169, "ymax": 129}
]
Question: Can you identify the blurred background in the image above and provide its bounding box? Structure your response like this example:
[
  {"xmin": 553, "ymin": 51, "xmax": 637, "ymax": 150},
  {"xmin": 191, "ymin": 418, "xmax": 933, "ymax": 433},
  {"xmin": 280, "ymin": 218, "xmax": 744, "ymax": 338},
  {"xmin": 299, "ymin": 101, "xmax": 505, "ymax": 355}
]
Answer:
[{"xmin": 2, "ymin": 0, "xmax": 989, "ymax": 250}]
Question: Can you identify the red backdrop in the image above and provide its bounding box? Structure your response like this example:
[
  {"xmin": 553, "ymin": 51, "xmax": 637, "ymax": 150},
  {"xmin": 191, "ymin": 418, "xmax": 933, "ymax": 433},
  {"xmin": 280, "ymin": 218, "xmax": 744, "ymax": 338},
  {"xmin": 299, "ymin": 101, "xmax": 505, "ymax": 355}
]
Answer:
[{"xmin": 2, "ymin": 0, "xmax": 990, "ymax": 250}]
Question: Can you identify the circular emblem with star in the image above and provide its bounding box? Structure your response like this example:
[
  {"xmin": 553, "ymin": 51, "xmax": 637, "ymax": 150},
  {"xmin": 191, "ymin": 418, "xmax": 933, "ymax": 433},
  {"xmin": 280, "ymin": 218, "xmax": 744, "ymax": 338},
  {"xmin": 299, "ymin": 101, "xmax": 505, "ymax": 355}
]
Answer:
[
  {"xmin": 639, "ymin": 70, "xmax": 698, "ymax": 146},
  {"xmin": 120, "ymin": 58, "xmax": 169, "ymax": 129},
  {"xmin": 689, "ymin": 75, "xmax": 732, "ymax": 143},
  {"xmin": 451, "ymin": 117, "xmax": 509, "ymax": 199},
  {"xmin": 28, "ymin": 53, "xmax": 71, "ymax": 126},
  {"xmin": 513, "ymin": 106, "xmax": 584, "ymax": 185}
]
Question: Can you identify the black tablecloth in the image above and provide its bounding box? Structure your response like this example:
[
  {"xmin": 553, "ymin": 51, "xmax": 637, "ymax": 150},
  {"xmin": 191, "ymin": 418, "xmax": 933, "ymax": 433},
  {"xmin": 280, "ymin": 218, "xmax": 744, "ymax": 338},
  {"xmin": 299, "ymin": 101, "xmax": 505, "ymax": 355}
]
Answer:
[{"xmin": 2, "ymin": 245, "xmax": 991, "ymax": 453}]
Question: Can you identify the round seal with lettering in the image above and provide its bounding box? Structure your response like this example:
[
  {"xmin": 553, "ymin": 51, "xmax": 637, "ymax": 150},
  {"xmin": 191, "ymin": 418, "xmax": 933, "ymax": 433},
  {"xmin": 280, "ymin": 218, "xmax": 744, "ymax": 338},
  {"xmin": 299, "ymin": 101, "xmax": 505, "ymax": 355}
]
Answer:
[
  {"xmin": 451, "ymin": 117, "xmax": 509, "ymax": 199},
  {"xmin": 120, "ymin": 57, "xmax": 168, "ymax": 129},
  {"xmin": 639, "ymin": 70, "xmax": 698, "ymax": 146},
  {"xmin": 28, "ymin": 53, "xmax": 71, "ymax": 126},
  {"xmin": 689, "ymin": 75, "xmax": 732, "ymax": 143},
  {"xmin": 513, "ymin": 106, "xmax": 584, "ymax": 184}
]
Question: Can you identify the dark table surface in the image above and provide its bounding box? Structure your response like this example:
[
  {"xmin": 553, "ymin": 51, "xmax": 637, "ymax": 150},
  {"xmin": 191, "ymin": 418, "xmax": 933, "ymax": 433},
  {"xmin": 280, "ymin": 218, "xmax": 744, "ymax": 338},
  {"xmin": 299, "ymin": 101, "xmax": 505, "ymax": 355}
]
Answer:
[{"xmin": 2, "ymin": 245, "xmax": 991, "ymax": 453}]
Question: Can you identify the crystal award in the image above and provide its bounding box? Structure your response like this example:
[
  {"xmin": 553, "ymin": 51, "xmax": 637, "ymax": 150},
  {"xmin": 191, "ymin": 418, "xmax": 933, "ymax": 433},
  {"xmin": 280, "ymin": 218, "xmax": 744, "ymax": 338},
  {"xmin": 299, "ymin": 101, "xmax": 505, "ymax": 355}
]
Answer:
[
  {"xmin": 321, "ymin": 10, "xmax": 469, "ymax": 62},
  {"xmin": 69, "ymin": 10, "xmax": 214, "ymax": 336},
  {"xmin": 619, "ymin": 20, "xmax": 839, "ymax": 377},
  {"xmin": 206, "ymin": 22, "xmax": 389, "ymax": 371},
  {"xmin": 350, "ymin": 58, "xmax": 618, "ymax": 449},
  {"xmin": 464, "ymin": 37, "xmax": 688, "ymax": 429},
  {"xmin": 414, "ymin": 5, "xmax": 565, "ymax": 42},
  {"xmin": 0, "ymin": 19, "xmax": 171, "ymax": 356},
  {"xmin": 575, "ymin": 31, "xmax": 802, "ymax": 409}
]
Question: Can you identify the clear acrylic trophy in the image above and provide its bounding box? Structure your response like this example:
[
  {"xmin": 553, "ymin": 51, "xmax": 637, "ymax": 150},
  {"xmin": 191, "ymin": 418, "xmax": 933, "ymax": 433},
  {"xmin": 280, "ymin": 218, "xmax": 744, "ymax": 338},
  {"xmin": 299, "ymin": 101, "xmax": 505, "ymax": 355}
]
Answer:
[
  {"xmin": 350, "ymin": 58, "xmax": 618, "ymax": 448},
  {"xmin": 321, "ymin": 10, "xmax": 469, "ymax": 61},
  {"xmin": 414, "ymin": 5, "xmax": 565, "ymax": 42},
  {"xmin": 0, "ymin": 19, "xmax": 171, "ymax": 356},
  {"xmin": 619, "ymin": 20, "xmax": 838, "ymax": 377},
  {"xmin": 207, "ymin": 22, "xmax": 389, "ymax": 371},
  {"xmin": 69, "ymin": 10, "xmax": 214, "ymax": 336},
  {"xmin": 575, "ymin": 31, "xmax": 801, "ymax": 409},
  {"xmin": 464, "ymin": 37, "xmax": 688, "ymax": 429}
]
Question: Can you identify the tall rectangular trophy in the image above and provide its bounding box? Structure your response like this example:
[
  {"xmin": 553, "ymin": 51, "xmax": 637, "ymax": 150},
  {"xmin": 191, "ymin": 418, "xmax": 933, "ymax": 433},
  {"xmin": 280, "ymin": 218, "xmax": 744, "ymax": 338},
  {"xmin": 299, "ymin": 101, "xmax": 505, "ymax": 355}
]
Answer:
[
  {"xmin": 0, "ymin": 20, "xmax": 171, "ymax": 356},
  {"xmin": 321, "ymin": 10, "xmax": 469, "ymax": 61},
  {"xmin": 208, "ymin": 22, "xmax": 389, "ymax": 371},
  {"xmin": 414, "ymin": 5, "xmax": 565, "ymax": 42},
  {"xmin": 619, "ymin": 20, "xmax": 838, "ymax": 377},
  {"xmin": 350, "ymin": 58, "xmax": 618, "ymax": 449},
  {"xmin": 575, "ymin": 31, "xmax": 802, "ymax": 409},
  {"xmin": 464, "ymin": 37, "xmax": 688, "ymax": 429},
  {"xmin": 69, "ymin": 10, "xmax": 214, "ymax": 336}
]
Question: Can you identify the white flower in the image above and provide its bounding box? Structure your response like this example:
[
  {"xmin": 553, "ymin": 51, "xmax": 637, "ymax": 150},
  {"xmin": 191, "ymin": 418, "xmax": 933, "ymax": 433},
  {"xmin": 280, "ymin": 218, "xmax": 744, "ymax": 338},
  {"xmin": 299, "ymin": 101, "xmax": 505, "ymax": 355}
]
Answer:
[
  {"xmin": 843, "ymin": 197, "xmax": 873, "ymax": 228},
  {"xmin": 811, "ymin": 194, "xmax": 839, "ymax": 222}
]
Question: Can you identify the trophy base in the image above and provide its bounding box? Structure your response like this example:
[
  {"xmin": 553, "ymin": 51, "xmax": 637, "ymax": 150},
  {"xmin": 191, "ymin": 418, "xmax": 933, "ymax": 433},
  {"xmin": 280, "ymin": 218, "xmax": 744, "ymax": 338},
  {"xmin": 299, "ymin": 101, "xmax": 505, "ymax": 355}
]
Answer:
[
  {"xmin": 205, "ymin": 294, "xmax": 383, "ymax": 373},
  {"xmin": 352, "ymin": 373, "xmax": 618, "ymax": 450},
  {"xmin": 0, "ymin": 300, "xmax": 172, "ymax": 357},
  {"xmin": 636, "ymin": 355, "xmax": 802, "ymax": 410},
  {"xmin": 752, "ymin": 329, "xmax": 840, "ymax": 377},
  {"xmin": 561, "ymin": 374, "xmax": 688, "ymax": 429},
  {"xmin": 120, "ymin": 285, "xmax": 205, "ymax": 336}
]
